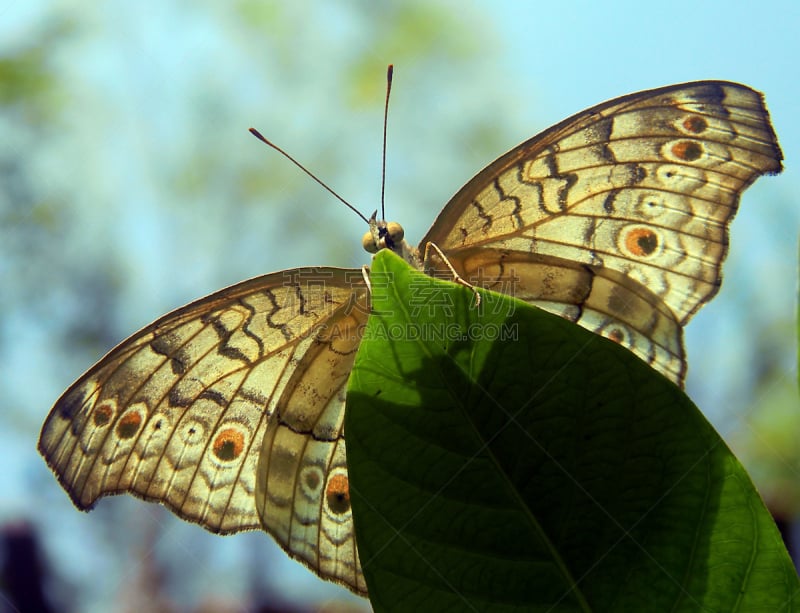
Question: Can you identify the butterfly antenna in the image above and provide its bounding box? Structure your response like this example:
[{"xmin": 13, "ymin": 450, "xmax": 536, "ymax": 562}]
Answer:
[
  {"xmin": 248, "ymin": 127, "xmax": 370, "ymax": 224},
  {"xmin": 381, "ymin": 64, "xmax": 393, "ymax": 222}
]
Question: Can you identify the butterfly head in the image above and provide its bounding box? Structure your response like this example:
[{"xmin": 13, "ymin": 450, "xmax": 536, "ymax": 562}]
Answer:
[
  {"xmin": 362, "ymin": 214, "xmax": 421, "ymax": 269},
  {"xmin": 362, "ymin": 218, "xmax": 404, "ymax": 254}
]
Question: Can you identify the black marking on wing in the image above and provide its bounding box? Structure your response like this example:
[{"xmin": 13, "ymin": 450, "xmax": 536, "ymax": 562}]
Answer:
[
  {"xmin": 56, "ymin": 386, "xmax": 88, "ymax": 420},
  {"xmin": 471, "ymin": 198, "xmax": 493, "ymax": 232},
  {"xmin": 168, "ymin": 386, "xmax": 194, "ymax": 408},
  {"xmin": 198, "ymin": 388, "xmax": 228, "ymax": 408},
  {"xmin": 239, "ymin": 387, "xmax": 269, "ymax": 408},
  {"xmin": 589, "ymin": 117, "xmax": 615, "ymax": 162},
  {"xmin": 203, "ymin": 312, "xmax": 252, "ymax": 364},
  {"xmin": 238, "ymin": 298, "xmax": 266, "ymax": 358},
  {"xmin": 150, "ymin": 335, "xmax": 188, "ymax": 375},
  {"xmin": 543, "ymin": 149, "xmax": 579, "ymax": 212},
  {"xmin": 264, "ymin": 289, "xmax": 293, "ymax": 342},
  {"xmin": 602, "ymin": 189, "xmax": 620, "ymax": 215}
]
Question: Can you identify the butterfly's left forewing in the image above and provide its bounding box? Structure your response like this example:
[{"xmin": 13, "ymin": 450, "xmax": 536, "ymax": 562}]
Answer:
[{"xmin": 38, "ymin": 267, "xmax": 369, "ymax": 593}]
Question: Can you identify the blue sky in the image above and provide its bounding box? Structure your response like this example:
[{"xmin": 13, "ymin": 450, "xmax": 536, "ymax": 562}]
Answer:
[{"xmin": 2, "ymin": 1, "xmax": 798, "ymax": 611}]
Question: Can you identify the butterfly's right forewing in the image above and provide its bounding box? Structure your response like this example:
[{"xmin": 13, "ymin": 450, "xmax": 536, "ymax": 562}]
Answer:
[{"xmin": 422, "ymin": 81, "xmax": 782, "ymax": 385}]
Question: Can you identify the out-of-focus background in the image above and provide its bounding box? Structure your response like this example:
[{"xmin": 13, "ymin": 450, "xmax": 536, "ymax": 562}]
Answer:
[{"xmin": 2, "ymin": 2, "xmax": 798, "ymax": 611}]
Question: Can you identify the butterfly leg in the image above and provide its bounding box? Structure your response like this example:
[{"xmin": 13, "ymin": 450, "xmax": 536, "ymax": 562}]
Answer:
[
  {"xmin": 361, "ymin": 265, "xmax": 371, "ymax": 293},
  {"xmin": 423, "ymin": 242, "xmax": 481, "ymax": 307}
]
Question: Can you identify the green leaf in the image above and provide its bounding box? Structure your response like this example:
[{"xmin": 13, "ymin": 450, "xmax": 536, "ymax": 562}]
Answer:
[{"xmin": 345, "ymin": 250, "xmax": 799, "ymax": 612}]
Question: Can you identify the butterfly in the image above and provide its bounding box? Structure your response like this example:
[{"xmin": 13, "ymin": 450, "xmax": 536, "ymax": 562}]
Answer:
[{"xmin": 38, "ymin": 80, "xmax": 782, "ymax": 596}]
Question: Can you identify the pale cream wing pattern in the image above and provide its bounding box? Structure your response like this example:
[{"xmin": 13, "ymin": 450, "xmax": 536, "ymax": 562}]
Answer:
[
  {"xmin": 38, "ymin": 267, "xmax": 370, "ymax": 594},
  {"xmin": 422, "ymin": 81, "xmax": 783, "ymax": 385},
  {"xmin": 39, "ymin": 81, "xmax": 782, "ymax": 599}
]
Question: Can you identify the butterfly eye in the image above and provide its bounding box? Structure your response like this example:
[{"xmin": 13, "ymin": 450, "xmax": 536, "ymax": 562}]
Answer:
[
  {"xmin": 362, "ymin": 230, "xmax": 379, "ymax": 253},
  {"xmin": 386, "ymin": 222, "xmax": 404, "ymax": 244}
]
